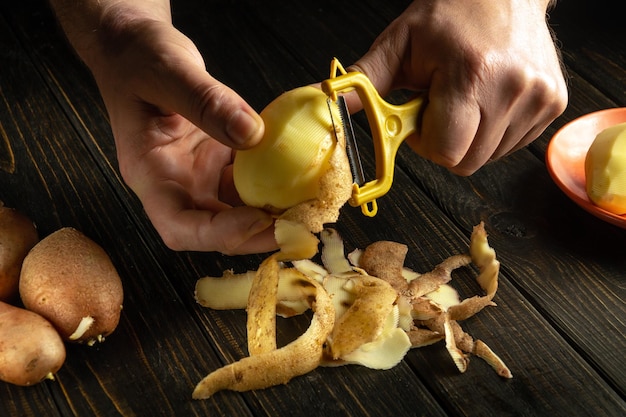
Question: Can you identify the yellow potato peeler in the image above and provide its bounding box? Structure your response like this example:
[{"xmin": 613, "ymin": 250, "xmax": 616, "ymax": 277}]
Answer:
[{"xmin": 321, "ymin": 58, "xmax": 425, "ymax": 217}]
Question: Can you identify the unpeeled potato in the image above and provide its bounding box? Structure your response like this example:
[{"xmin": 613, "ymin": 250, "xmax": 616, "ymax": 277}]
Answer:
[
  {"xmin": 0, "ymin": 301, "xmax": 66, "ymax": 386},
  {"xmin": 0, "ymin": 204, "xmax": 39, "ymax": 302},
  {"xmin": 19, "ymin": 227, "xmax": 123, "ymax": 345}
]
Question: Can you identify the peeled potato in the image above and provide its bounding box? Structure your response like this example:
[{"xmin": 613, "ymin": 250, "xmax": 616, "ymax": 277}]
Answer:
[
  {"xmin": 19, "ymin": 227, "xmax": 123, "ymax": 345},
  {"xmin": 0, "ymin": 204, "xmax": 39, "ymax": 302},
  {"xmin": 0, "ymin": 301, "xmax": 66, "ymax": 386},
  {"xmin": 585, "ymin": 122, "xmax": 626, "ymax": 214},
  {"xmin": 233, "ymin": 86, "xmax": 343, "ymax": 213}
]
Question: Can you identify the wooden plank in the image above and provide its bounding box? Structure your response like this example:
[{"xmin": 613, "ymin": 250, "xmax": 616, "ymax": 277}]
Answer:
[
  {"xmin": 182, "ymin": 1, "xmax": 626, "ymax": 415},
  {"xmin": 223, "ymin": 1, "xmax": 626, "ymax": 414},
  {"xmin": 0, "ymin": 8, "xmax": 256, "ymax": 417},
  {"xmin": 0, "ymin": 1, "xmax": 450, "ymax": 416},
  {"xmin": 2, "ymin": 0, "xmax": 625, "ymax": 416},
  {"xmin": 392, "ymin": 70, "xmax": 626, "ymax": 394},
  {"xmin": 549, "ymin": 0, "xmax": 626, "ymax": 105}
]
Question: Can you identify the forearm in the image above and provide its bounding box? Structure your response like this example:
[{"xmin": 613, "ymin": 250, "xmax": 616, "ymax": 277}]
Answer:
[{"xmin": 48, "ymin": 0, "xmax": 171, "ymax": 69}]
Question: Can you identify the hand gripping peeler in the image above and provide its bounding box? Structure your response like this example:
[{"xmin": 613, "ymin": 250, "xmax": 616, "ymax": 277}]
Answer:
[{"xmin": 321, "ymin": 58, "xmax": 425, "ymax": 217}]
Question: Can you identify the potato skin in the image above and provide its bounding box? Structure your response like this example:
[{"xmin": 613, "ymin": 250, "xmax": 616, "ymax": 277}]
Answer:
[
  {"xmin": 0, "ymin": 301, "xmax": 66, "ymax": 386},
  {"xmin": 0, "ymin": 205, "xmax": 39, "ymax": 302},
  {"xmin": 19, "ymin": 227, "xmax": 123, "ymax": 344}
]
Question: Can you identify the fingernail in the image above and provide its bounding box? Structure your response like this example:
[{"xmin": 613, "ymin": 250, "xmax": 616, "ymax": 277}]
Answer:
[{"xmin": 227, "ymin": 109, "xmax": 263, "ymax": 146}]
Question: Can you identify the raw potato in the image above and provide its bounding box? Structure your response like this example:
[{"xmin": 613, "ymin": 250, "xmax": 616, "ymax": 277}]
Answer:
[
  {"xmin": 0, "ymin": 301, "xmax": 66, "ymax": 386},
  {"xmin": 234, "ymin": 85, "xmax": 353, "ymax": 257},
  {"xmin": 233, "ymin": 86, "xmax": 348, "ymax": 215},
  {"xmin": 0, "ymin": 203, "xmax": 39, "ymax": 302},
  {"xmin": 19, "ymin": 227, "xmax": 123, "ymax": 345}
]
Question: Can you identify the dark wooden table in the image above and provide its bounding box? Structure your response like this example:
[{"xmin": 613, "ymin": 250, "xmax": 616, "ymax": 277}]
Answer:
[{"xmin": 1, "ymin": 0, "xmax": 624, "ymax": 416}]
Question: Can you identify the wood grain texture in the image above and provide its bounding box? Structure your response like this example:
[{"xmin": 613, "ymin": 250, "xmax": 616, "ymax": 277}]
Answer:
[{"xmin": 0, "ymin": 0, "xmax": 624, "ymax": 416}]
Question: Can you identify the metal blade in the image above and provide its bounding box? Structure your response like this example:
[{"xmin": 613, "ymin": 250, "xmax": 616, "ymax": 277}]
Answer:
[{"xmin": 327, "ymin": 96, "xmax": 366, "ymax": 186}]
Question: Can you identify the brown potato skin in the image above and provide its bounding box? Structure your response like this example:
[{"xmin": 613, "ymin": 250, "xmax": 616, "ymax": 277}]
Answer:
[
  {"xmin": 19, "ymin": 227, "xmax": 123, "ymax": 343},
  {"xmin": 0, "ymin": 205, "xmax": 39, "ymax": 302},
  {"xmin": 0, "ymin": 301, "xmax": 66, "ymax": 386}
]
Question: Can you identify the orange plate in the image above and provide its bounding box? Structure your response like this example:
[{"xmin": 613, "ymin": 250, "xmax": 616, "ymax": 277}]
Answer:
[{"xmin": 546, "ymin": 107, "xmax": 626, "ymax": 229}]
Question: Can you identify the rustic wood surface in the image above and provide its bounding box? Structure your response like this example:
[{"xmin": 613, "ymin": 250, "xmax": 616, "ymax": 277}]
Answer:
[{"xmin": 0, "ymin": 0, "xmax": 624, "ymax": 416}]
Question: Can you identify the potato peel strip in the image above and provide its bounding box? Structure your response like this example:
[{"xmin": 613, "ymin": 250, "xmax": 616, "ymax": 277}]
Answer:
[
  {"xmin": 193, "ymin": 258, "xmax": 334, "ymax": 399},
  {"xmin": 328, "ymin": 276, "xmax": 398, "ymax": 359},
  {"xmin": 193, "ymin": 222, "xmax": 511, "ymax": 399},
  {"xmin": 247, "ymin": 254, "xmax": 280, "ymax": 356}
]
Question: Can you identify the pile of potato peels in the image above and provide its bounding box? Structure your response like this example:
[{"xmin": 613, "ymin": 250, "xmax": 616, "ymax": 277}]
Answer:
[{"xmin": 192, "ymin": 221, "xmax": 511, "ymax": 399}]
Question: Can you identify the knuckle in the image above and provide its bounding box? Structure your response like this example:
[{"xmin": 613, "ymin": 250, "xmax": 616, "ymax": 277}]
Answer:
[
  {"xmin": 529, "ymin": 73, "xmax": 569, "ymax": 120},
  {"xmin": 159, "ymin": 229, "xmax": 185, "ymax": 251},
  {"xmin": 192, "ymin": 84, "xmax": 230, "ymax": 130}
]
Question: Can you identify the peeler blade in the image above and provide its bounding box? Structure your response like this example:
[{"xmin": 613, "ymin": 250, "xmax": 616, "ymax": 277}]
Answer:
[{"xmin": 327, "ymin": 96, "xmax": 366, "ymax": 186}]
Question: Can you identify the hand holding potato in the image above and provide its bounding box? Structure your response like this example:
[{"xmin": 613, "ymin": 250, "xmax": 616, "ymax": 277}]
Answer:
[
  {"xmin": 48, "ymin": 0, "xmax": 276, "ymax": 255},
  {"xmin": 348, "ymin": 0, "xmax": 568, "ymax": 175},
  {"xmin": 49, "ymin": 0, "xmax": 568, "ymax": 256},
  {"xmin": 95, "ymin": 19, "xmax": 279, "ymax": 254}
]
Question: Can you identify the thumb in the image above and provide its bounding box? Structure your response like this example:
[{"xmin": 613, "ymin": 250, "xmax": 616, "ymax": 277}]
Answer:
[
  {"xmin": 153, "ymin": 46, "xmax": 265, "ymax": 149},
  {"xmin": 344, "ymin": 36, "xmax": 404, "ymax": 113}
]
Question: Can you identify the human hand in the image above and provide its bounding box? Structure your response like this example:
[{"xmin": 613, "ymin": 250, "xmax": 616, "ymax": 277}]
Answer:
[
  {"xmin": 89, "ymin": 16, "xmax": 277, "ymax": 254},
  {"xmin": 349, "ymin": 0, "xmax": 568, "ymax": 175}
]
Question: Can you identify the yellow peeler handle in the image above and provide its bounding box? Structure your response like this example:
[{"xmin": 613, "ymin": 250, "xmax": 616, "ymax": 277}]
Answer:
[{"xmin": 321, "ymin": 59, "xmax": 424, "ymax": 216}]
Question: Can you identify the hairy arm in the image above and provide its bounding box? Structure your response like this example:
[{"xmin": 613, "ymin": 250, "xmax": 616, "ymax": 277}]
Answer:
[{"xmin": 350, "ymin": 0, "xmax": 567, "ymax": 175}]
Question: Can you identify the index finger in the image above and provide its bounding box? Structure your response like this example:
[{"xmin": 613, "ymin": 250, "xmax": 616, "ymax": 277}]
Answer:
[{"xmin": 140, "ymin": 182, "xmax": 277, "ymax": 254}]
